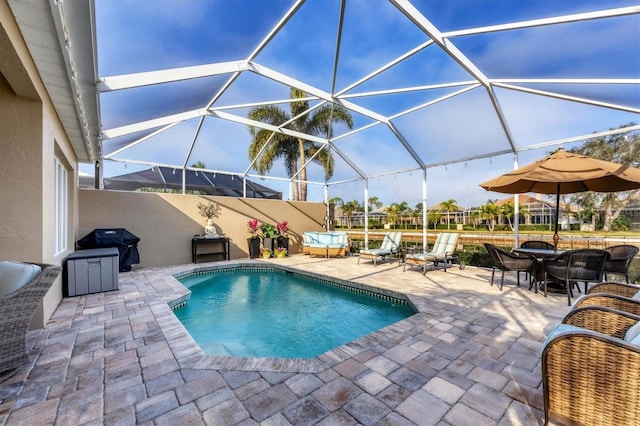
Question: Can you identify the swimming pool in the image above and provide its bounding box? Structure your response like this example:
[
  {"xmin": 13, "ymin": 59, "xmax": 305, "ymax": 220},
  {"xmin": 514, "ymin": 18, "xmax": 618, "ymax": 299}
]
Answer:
[{"xmin": 175, "ymin": 266, "xmax": 415, "ymax": 358}]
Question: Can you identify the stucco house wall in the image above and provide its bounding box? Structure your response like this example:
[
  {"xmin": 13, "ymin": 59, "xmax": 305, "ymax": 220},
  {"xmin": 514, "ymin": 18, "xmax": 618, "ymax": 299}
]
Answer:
[
  {"xmin": 1, "ymin": 3, "xmax": 78, "ymax": 327},
  {"xmin": 78, "ymin": 190, "xmax": 326, "ymax": 267}
]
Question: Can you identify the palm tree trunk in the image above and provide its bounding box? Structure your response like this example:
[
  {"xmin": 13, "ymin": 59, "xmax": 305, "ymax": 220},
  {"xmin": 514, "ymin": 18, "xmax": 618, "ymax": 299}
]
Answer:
[
  {"xmin": 298, "ymin": 138, "xmax": 307, "ymax": 201},
  {"xmin": 291, "ymin": 158, "xmax": 299, "ymax": 201}
]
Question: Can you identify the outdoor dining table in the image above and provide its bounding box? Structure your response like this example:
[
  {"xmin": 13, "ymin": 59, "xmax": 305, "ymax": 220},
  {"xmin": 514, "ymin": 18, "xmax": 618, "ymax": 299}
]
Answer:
[
  {"xmin": 512, "ymin": 247, "xmax": 567, "ymax": 294},
  {"xmin": 512, "ymin": 247, "xmax": 566, "ymax": 259}
]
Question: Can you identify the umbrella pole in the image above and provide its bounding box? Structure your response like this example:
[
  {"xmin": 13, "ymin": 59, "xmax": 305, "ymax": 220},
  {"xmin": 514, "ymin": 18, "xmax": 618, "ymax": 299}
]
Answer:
[{"xmin": 553, "ymin": 185, "xmax": 560, "ymax": 250}]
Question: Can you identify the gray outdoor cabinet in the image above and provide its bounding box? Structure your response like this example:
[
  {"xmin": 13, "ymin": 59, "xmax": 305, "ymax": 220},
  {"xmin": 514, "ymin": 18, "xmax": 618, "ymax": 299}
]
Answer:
[{"xmin": 65, "ymin": 247, "xmax": 119, "ymax": 296}]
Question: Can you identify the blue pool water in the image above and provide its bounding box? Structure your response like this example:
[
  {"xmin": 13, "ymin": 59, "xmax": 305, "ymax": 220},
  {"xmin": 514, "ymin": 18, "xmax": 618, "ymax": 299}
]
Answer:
[{"xmin": 175, "ymin": 268, "xmax": 414, "ymax": 358}]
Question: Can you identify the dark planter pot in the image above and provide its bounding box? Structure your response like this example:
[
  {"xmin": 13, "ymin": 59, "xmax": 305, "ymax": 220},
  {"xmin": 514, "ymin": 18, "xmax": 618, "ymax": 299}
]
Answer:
[
  {"xmin": 262, "ymin": 237, "xmax": 276, "ymax": 252},
  {"xmin": 247, "ymin": 238, "xmax": 260, "ymax": 258},
  {"xmin": 277, "ymin": 237, "xmax": 289, "ymax": 255}
]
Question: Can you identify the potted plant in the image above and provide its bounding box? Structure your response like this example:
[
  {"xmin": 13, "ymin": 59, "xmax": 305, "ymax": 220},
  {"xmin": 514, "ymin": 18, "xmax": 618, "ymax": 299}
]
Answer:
[
  {"xmin": 247, "ymin": 219, "xmax": 261, "ymax": 258},
  {"xmin": 276, "ymin": 220, "xmax": 289, "ymax": 254},
  {"xmin": 274, "ymin": 247, "xmax": 287, "ymax": 258},
  {"xmin": 197, "ymin": 201, "xmax": 221, "ymax": 237},
  {"xmin": 260, "ymin": 222, "xmax": 278, "ymax": 252},
  {"xmin": 260, "ymin": 247, "xmax": 272, "ymax": 259}
]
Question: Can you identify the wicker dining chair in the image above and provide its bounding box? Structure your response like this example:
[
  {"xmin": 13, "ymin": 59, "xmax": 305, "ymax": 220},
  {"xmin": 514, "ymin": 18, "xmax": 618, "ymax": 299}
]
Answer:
[
  {"xmin": 518, "ymin": 240, "xmax": 553, "ymax": 284},
  {"xmin": 0, "ymin": 263, "xmax": 61, "ymax": 378},
  {"xmin": 541, "ymin": 306, "xmax": 640, "ymax": 425},
  {"xmin": 520, "ymin": 240, "xmax": 554, "ymax": 250},
  {"xmin": 603, "ymin": 244, "xmax": 639, "ymax": 283},
  {"xmin": 483, "ymin": 243, "xmax": 537, "ymax": 291},
  {"xmin": 543, "ymin": 249, "xmax": 610, "ymax": 306}
]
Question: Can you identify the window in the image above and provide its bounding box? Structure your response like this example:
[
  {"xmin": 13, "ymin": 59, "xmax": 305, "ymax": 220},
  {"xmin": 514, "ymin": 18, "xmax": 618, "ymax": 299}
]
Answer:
[{"xmin": 54, "ymin": 157, "xmax": 68, "ymax": 254}]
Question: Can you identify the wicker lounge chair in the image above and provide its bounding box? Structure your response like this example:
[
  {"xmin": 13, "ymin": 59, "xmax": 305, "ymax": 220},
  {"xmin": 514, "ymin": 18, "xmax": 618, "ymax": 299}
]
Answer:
[
  {"xmin": 573, "ymin": 293, "xmax": 640, "ymax": 316},
  {"xmin": 403, "ymin": 233, "xmax": 460, "ymax": 275},
  {"xmin": 603, "ymin": 244, "xmax": 639, "ymax": 283},
  {"xmin": 541, "ymin": 306, "xmax": 640, "ymax": 425},
  {"xmin": 483, "ymin": 243, "xmax": 538, "ymax": 291},
  {"xmin": 358, "ymin": 232, "xmax": 402, "ymax": 266},
  {"xmin": 0, "ymin": 262, "xmax": 61, "ymax": 378},
  {"xmin": 587, "ymin": 281, "xmax": 640, "ymax": 298},
  {"xmin": 543, "ymin": 248, "xmax": 610, "ymax": 306}
]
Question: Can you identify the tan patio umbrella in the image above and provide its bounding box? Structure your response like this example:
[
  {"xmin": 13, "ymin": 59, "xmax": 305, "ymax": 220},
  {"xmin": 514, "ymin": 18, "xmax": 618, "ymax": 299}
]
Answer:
[{"xmin": 480, "ymin": 148, "xmax": 640, "ymax": 247}]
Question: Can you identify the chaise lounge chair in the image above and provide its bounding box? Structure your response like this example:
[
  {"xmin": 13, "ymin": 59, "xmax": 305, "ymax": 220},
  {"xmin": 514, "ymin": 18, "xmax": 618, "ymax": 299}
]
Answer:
[
  {"xmin": 358, "ymin": 232, "xmax": 403, "ymax": 266},
  {"xmin": 403, "ymin": 233, "xmax": 460, "ymax": 275}
]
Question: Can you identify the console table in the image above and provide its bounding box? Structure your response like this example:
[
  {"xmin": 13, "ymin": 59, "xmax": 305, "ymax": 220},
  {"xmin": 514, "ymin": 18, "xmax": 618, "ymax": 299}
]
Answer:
[{"xmin": 192, "ymin": 236, "xmax": 230, "ymax": 263}]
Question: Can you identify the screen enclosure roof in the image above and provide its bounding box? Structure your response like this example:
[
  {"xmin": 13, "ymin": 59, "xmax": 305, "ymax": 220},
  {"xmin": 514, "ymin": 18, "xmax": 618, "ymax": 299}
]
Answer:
[{"xmin": 10, "ymin": 0, "xmax": 640, "ymax": 201}]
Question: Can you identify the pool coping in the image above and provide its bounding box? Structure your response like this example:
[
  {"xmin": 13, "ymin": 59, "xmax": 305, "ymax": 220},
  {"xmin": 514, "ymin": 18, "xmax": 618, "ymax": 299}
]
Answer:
[{"xmin": 150, "ymin": 260, "xmax": 428, "ymax": 373}]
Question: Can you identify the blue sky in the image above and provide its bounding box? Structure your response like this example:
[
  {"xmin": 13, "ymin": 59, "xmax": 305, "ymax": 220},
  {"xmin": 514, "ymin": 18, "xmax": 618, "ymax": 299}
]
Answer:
[{"xmin": 86, "ymin": 0, "xmax": 640, "ymax": 208}]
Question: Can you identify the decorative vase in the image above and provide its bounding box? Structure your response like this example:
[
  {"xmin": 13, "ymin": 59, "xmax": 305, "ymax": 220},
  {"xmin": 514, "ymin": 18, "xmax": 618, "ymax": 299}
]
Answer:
[
  {"xmin": 262, "ymin": 237, "xmax": 275, "ymax": 252},
  {"xmin": 277, "ymin": 236, "xmax": 289, "ymax": 253},
  {"xmin": 276, "ymin": 250, "xmax": 287, "ymax": 258},
  {"xmin": 247, "ymin": 238, "xmax": 260, "ymax": 258},
  {"xmin": 261, "ymin": 251, "xmax": 271, "ymax": 259}
]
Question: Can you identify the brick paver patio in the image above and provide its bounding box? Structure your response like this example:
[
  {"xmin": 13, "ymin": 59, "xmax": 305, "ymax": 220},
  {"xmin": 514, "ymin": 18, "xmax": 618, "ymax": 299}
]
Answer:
[{"xmin": 0, "ymin": 255, "xmax": 570, "ymax": 425}]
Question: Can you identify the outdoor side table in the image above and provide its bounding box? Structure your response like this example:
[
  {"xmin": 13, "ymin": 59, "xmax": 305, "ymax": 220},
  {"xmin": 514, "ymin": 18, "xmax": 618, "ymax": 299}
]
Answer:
[{"xmin": 192, "ymin": 236, "xmax": 230, "ymax": 263}]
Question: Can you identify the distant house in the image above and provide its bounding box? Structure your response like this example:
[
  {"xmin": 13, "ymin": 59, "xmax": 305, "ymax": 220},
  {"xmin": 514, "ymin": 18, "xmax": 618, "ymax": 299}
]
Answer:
[
  {"xmin": 465, "ymin": 195, "xmax": 579, "ymax": 229},
  {"xmin": 426, "ymin": 203, "xmax": 466, "ymax": 226},
  {"xmin": 607, "ymin": 202, "xmax": 640, "ymax": 230}
]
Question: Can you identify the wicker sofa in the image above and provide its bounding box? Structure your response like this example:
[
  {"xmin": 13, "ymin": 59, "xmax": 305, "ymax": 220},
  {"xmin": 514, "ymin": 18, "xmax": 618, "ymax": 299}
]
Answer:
[
  {"xmin": 302, "ymin": 231, "xmax": 349, "ymax": 258},
  {"xmin": 541, "ymin": 306, "xmax": 640, "ymax": 425},
  {"xmin": 0, "ymin": 261, "xmax": 61, "ymax": 377}
]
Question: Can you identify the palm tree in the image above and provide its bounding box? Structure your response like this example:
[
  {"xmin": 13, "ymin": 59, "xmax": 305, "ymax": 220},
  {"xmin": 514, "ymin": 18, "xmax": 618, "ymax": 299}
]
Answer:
[
  {"xmin": 501, "ymin": 201, "xmax": 515, "ymax": 231},
  {"xmin": 328, "ymin": 197, "xmax": 344, "ymax": 209},
  {"xmin": 481, "ymin": 201, "xmax": 500, "ymax": 231},
  {"xmin": 368, "ymin": 196, "xmax": 383, "ymax": 211},
  {"xmin": 385, "ymin": 203, "xmax": 404, "ymax": 229},
  {"xmin": 396, "ymin": 201, "xmax": 410, "ymax": 228},
  {"xmin": 427, "ymin": 210, "xmax": 441, "ymax": 229},
  {"xmin": 342, "ymin": 200, "xmax": 360, "ymax": 229},
  {"xmin": 247, "ymin": 87, "xmax": 354, "ymax": 201},
  {"xmin": 439, "ymin": 199, "xmax": 459, "ymax": 230}
]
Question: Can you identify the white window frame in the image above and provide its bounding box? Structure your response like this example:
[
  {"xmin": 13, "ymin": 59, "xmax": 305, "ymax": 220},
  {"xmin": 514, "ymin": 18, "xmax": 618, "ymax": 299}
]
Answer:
[{"xmin": 54, "ymin": 156, "xmax": 68, "ymax": 255}]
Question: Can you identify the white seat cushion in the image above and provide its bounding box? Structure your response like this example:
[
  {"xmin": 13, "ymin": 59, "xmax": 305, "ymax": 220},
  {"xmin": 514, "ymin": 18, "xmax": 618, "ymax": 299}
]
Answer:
[
  {"xmin": 624, "ymin": 321, "xmax": 640, "ymax": 347},
  {"xmin": 540, "ymin": 324, "xmax": 583, "ymax": 356},
  {"xmin": 0, "ymin": 261, "xmax": 41, "ymax": 298}
]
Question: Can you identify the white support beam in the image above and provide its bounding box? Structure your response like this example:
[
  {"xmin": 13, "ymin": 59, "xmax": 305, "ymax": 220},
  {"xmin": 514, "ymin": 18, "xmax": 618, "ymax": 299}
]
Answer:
[
  {"xmin": 102, "ymin": 109, "xmax": 204, "ymax": 139},
  {"xmin": 340, "ymin": 81, "xmax": 477, "ymax": 99},
  {"xmin": 103, "ymin": 121, "xmax": 181, "ymax": 159},
  {"xmin": 493, "ymin": 82, "xmax": 640, "ymax": 114},
  {"xmin": 443, "ymin": 6, "xmax": 640, "ymax": 38},
  {"xmin": 97, "ymin": 61, "xmax": 250, "ymax": 92},
  {"xmin": 211, "ymin": 110, "xmax": 328, "ymax": 144},
  {"xmin": 389, "ymin": 84, "xmax": 480, "ymax": 120}
]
